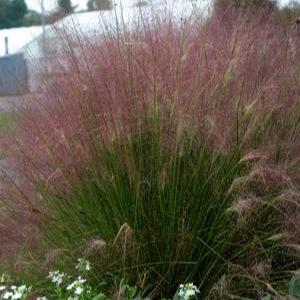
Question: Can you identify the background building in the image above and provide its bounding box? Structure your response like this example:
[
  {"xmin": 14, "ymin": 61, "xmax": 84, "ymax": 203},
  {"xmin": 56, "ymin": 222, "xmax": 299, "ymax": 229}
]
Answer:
[{"xmin": 0, "ymin": 0, "xmax": 210, "ymax": 95}]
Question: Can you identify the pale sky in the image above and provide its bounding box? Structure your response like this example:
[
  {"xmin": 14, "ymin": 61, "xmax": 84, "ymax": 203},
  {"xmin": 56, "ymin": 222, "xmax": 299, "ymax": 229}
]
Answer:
[{"xmin": 25, "ymin": 0, "xmax": 300, "ymax": 12}]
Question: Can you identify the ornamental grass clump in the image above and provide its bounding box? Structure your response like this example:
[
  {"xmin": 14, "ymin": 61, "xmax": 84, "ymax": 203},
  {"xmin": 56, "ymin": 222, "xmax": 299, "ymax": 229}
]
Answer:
[{"xmin": 0, "ymin": 3, "xmax": 299, "ymax": 299}]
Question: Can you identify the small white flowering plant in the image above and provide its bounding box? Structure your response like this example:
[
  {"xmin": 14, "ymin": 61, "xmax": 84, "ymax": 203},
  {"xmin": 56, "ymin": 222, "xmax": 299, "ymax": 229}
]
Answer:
[
  {"xmin": 0, "ymin": 273, "xmax": 9, "ymax": 296},
  {"xmin": 0, "ymin": 258, "xmax": 154, "ymax": 300},
  {"xmin": 47, "ymin": 271, "xmax": 67, "ymax": 287},
  {"xmin": 66, "ymin": 276, "xmax": 91, "ymax": 299},
  {"xmin": 177, "ymin": 283, "xmax": 200, "ymax": 300},
  {"xmin": 0, "ymin": 272, "xmax": 32, "ymax": 300},
  {"xmin": 76, "ymin": 258, "xmax": 91, "ymax": 273},
  {"xmin": 0, "ymin": 282, "xmax": 32, "ymax": 300},
  {"xmin": 44, "ymin": 258, "xmax": 107, "ymax": 300}
]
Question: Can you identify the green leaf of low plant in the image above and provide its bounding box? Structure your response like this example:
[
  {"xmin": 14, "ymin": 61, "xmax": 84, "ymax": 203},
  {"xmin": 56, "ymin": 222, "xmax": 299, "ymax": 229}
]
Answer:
[
  {"xmin": 261, "ymin": 295, "xmax": 272, "ymax": 300},
  {"xmin": 289, "ymin": 275, "xmax": 300, "ymax": 297},
  {"xmin": 125, "ymin": 284, "xmax": 138, "ymax": 299},
  {"xmin": 92, "ymin": 293, "xmax": 107, "ymax": 300}
]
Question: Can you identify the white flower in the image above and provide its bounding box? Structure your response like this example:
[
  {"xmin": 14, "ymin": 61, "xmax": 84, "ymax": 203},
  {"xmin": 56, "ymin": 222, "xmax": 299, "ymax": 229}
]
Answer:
[
  {"xmin": 36, "ymin": 297, "xmax": 48, "ymax": 300},
  {"xmin": 67, "ymin": 278, "xmax": 85, "ymax": 291},
  {"xmin": 11, "ymin": 292, "xmax": 22, "ymax": 299},
  {"xmin": 185, "ymin": 289, "xmax": 196, "ymax": 298},
  {"xmin": 76, "ymin": 258, "xmax": 91, "ymax": 272},
  {"xmin": 74, "ymin": 286, "xmax": 84, "ymax": 295},
  {"xmin": 67, "ymin": 282, "xmax": 76, "ymax": 290},
  {"xmin": 77, "ymin": 277, "xmax": 86, "ymax": 284},
  {"xmin": 178, "ymin": 290, "xmax": 185, "ymax": 297},
  {"xmin": 47, "ymin": 271, "xmax": 65, "ymax": 286},
  {"xmin": 3, "ymin": 291, "xmax": 13, "ymax": 299},
  {"xmin": 0, "ymin": 285, "xmax": 6, "ymax": 291},
  {"xmin": 16, "ymin": 285, "xmax": 27, "ymax": 293},
  {"xmin": 0, "ymin": 283, "xmax": 30, "ymax": 300},
  {"xmin": 178, "ymin": 283, "xmax": 200, "ymax": 300},
  {"xmin": 66, "ymin": 276, "xmax": 89, "ymax": 298}
]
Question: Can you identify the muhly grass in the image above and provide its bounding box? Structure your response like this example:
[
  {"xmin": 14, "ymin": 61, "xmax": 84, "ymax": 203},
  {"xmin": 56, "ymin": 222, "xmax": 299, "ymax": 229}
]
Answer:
[{"xmin": 0, "ymin": 3, "xmax": 299, "ymax": 299}]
